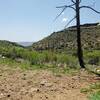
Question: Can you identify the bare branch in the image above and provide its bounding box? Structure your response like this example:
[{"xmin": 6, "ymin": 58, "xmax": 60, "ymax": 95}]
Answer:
[
  {"xmin": 56, "ymin": 5, "xmax": 67, "ymax": 8},
  {"xmin": 64, "ymin": 16, "xmax": 76, "ymax": 28},
  {"xmin": 71, "ymin": 0, "xmax": 76, "ymax": 4},
  {"xmin": 56, "ymin": 3, "xmax": 75, "ymax": 8},
  {"xmin": 54, "ymin": 7, "xmax": 66, "ymax": 22},
  {"xmin": 54, "ymin": 1, "xmax": 77, "ymax": 22},
  {"xmin": 56, "ymin": 5, "xmax": 76, "ymax": 11},
  {"xmin": 80, "ymin": 6, "xmax": 100, "ymax": 14}
]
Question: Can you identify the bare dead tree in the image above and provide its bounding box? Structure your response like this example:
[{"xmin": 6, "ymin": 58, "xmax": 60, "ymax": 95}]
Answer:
[{"xmin": 55, "ymin": 0, "xmax": 100, "ymax": 68}]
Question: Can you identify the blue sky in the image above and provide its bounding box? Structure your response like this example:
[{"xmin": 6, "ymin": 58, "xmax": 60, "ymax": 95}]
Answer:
[{"xmin": 0, "ymin": 0, "xmax": 100, "ymax": 42}]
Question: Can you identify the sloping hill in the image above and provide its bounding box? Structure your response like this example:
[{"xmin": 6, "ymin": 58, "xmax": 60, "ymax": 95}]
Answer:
[
  {"xmin": 0, "ymin": 40, "xmax": 24, "ymax": 47},
  {"xmin": 32, "ymin": 24, "xmax": 100, "ymax": 52},
  {"xmin": 0, "ymin": 40, "xmax": 24, "ymax": 56}
]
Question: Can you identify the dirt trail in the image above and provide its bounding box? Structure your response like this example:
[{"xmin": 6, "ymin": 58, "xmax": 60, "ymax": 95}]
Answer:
[{"xmin": 0, "ymin": 65, "xmax": 99, "ymax": 100}]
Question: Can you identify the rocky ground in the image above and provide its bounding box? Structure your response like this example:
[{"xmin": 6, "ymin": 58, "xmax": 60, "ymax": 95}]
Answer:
[{"xmin": 0, "ymin": 65, "xmax": 99, "ymax": 100}]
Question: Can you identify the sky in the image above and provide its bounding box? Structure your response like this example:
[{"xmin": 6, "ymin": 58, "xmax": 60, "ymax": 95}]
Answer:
[{"xmin": 0, "ymin": 0, "xmax": 100, "ymax": 42}]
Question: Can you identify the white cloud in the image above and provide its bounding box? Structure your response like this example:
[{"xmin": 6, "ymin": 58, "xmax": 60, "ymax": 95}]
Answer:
[
  {"xmin": 62, "ymin": 12, "xmax": 64, "ymax": 15},
  {"xmin": 62, "ymin": 18, "xmax": 67, "ymax": 22}
]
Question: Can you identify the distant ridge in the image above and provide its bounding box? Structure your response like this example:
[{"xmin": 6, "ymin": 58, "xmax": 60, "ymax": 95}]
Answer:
[
  {"xmin": 32, "ymin": 23, "xmax": 100, "ymax": 52},
  {"xmin": 68, "ymin": 22, "xmax": 100, "ymax": 28},
  {"xmin": 17, "ymin": 42, "xmax": 33, "ymax": 47},
  {"xmin": 0, "ymin": 40, "xmax": 24, "ymax": 48}
]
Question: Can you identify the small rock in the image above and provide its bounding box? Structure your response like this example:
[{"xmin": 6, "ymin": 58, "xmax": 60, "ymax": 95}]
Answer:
[
  {"xmin": 40, "ymin": 80, "xmax": 53, "ymax": 87},
  {"xmin": 0, "ymin": 93, "xmax": 4, "ymax": 96},
  {"xmin": 23, "ymin": 73, "xmax": 26, "ymax": 76},
  {"xmin": 29, "ymin": 88, "xmax": 40, "ymax": 92},
  {"xmin": 45, "ymin": 95, "xmax": 48, "ymax": 99},
  {"xmin": 7, "ymin": 94, "xmax": 11, "ymax": 97},
  {"xmin": 96, "ymin": 69, "xmax": 100, "ymax": 73},
  {"xmin": 0, "ymin": 93, "xmax": 5, "ymax": 98},
  {"xmin": 45, "ymin": 83, "xmax": 53, "ymax": 87},
  {"xmin": 2, "ymin": 56, "xmax": 5, "ymax": 59},
  {"xmin": 40, "ymin": 80, "xmax": 48, "ymax": 86},
  {"xmin": 50, "ymin": 87, "xmax": 58, "ymax": 91},
  {"xmin": 21, "ymin": 77, "xmax": 26, "ymax": 80},
  {"xmin": 0, "ymin": 74, "xmax": 2, "ymax": 76},
  {"xmin": 15, "ymin": 58, "xmax": 24, "ymax": 63}
]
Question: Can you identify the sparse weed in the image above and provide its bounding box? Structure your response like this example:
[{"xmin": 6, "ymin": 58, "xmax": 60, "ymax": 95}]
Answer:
[
  {"xmin": 89, "ymin": 91, "xmax": 100, "ymax": 100},
  {"xmin": 81, "ymin": 83, "xmax": 100, "ymax": 100}
]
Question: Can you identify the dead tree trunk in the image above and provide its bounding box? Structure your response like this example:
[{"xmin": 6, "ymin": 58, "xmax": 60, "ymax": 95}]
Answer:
[{"xmin": 76, "ymin": 0, "xmax": 85, "ymax": 68}]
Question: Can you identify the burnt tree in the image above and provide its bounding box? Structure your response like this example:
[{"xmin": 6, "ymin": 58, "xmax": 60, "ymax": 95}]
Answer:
[{"xmin": 55, "ymin": 0, "xmax": 100, "ymax": 68}]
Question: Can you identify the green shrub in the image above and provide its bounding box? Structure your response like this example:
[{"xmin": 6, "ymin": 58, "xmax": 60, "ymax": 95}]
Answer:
[
  {"xmin": 89, "ymin": 91, "xmax": 100, "ymax": 100},
  {"xmin": 84, "ymin": 50, "xmax": 100, "ymax": 65},
  {"xmin": 80, "ymin": 88, "xmax": 92, "ymax": 94},
  {"xmin": 90, "ymin": 83, "xmax": 100, "ymax": 90}
]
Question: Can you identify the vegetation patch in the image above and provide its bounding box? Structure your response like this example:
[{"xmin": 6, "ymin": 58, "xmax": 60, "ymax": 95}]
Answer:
[
  {"xmin": 89, "ymin": 91, "xmax": 100, "ymax": 100},
  {"xmin": 81, "ymin": 83, "xmax": 100, "ymax": 100}
]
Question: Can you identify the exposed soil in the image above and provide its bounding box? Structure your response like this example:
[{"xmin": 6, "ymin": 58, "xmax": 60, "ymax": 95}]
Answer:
[{"xmin": 0, "ymin": 65, "xmax": 99, "ymax": 100}]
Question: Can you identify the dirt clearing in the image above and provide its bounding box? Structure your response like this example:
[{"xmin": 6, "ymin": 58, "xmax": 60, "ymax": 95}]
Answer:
[{"xmin": 0, "ymin": 65, "xmax": 99, "ymax": 100}]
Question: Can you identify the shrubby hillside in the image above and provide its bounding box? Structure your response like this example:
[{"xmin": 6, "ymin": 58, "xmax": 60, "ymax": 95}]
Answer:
[
  {"xmin": 32, "ymin": 24, "xmax": 100, "ymax": 52},
  {"xmin": 0, "ymin": 40, "xmax": 24, "ymax": 58}
]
